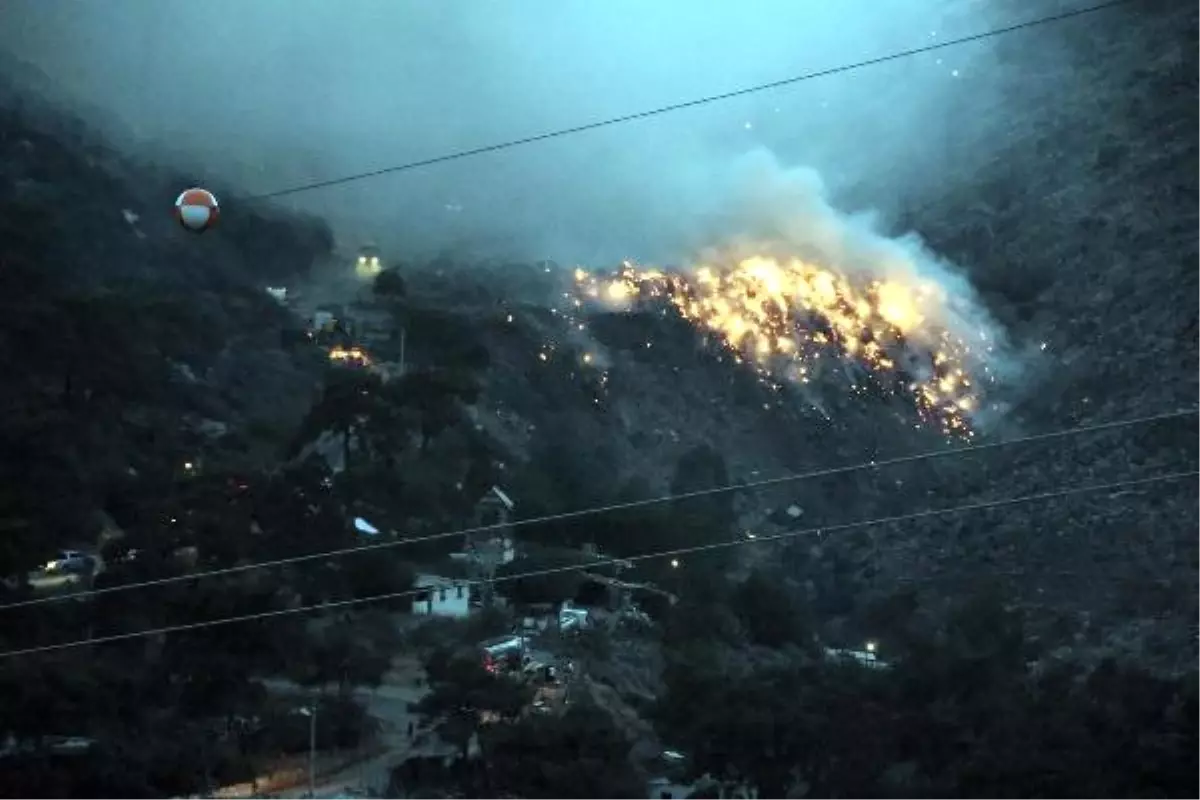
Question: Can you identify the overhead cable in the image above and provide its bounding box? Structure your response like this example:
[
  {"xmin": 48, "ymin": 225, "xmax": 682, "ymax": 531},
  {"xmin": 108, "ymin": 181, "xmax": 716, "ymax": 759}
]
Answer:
[
  {"xmin": 0, "ymin": 408, "xmax": 1192, "ymax": 612},
  {"xmin": 249, "ymin": 0, "xmax": 1133, "ymax": 200},
  {"xmin": 0, "ymin": 469, "xmax": 1192, "ymax": 660}
]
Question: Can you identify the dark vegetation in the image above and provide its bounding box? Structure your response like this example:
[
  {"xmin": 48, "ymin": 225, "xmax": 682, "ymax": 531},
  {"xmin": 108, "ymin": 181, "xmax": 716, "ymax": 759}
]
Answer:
[
  {"xmin": 0, "ymin": 4, "xmax": 1197, "ymax": 796},
  {"xmin": 655, "ymin": 582, "xmax": 1198, "ymax": 798}
]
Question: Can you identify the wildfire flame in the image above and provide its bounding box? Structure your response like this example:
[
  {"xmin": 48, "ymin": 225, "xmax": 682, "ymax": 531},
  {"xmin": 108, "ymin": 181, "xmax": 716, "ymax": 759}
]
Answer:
[{"xmin": 573, "ymin": 257, "xmax": 995, "ymax": 437}]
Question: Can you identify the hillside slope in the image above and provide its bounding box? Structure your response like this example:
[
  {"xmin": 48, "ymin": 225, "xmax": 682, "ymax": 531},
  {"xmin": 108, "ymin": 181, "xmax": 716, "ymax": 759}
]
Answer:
[
  {"xmin": 0, "ymin": 0, "xmax": 1193, "ymax": 661},
  {"xmin": 373, "ymin": 0, "xmax": 1198, "ymax": 667},
  {"xmin": 0, "ymin": 73, "xmax": 335, "ymax": 567}
]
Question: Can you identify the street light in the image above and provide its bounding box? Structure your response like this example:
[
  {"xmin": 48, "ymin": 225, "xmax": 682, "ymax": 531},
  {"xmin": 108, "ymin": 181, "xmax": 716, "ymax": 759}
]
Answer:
[{"xmin": 298, "ymin": 704, "xmax": 317, "ymax": 798}]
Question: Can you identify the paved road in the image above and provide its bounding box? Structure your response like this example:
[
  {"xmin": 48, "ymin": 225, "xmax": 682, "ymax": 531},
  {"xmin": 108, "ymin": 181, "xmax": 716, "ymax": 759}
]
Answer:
[
  {"xmin": 260, "ymin": 665, "xmax": 454, "ymax": 797},
  {"xmin": 26, "ymin": 572, "xmax": 82, "ymax": 591}
]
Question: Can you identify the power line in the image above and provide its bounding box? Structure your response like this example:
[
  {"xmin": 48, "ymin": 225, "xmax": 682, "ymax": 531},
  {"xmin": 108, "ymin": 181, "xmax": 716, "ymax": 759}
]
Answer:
[
  {"xmin": 249, "ymin": 0, "xmax": 1133, "ymax": 201},
  {"xmin": 0, "ymin": 469, "xmax": 1192, "ymax": 661},
  {"xmin": 1, "ymin": 408, "xmax": 1192, "ymax": 612}
]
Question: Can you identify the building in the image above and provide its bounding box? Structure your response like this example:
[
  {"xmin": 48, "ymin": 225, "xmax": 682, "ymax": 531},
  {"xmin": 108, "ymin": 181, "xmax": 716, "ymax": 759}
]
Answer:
[{"xmin": 411, "ymin": 573, "xmax": 471, "ymax": 618}]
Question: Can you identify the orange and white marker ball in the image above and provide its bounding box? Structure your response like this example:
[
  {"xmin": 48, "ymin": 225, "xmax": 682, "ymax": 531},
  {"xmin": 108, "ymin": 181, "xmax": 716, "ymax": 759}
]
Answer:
[{"xmin": 174, "ymin": 187, "xmax": 220, "ymax": 233}]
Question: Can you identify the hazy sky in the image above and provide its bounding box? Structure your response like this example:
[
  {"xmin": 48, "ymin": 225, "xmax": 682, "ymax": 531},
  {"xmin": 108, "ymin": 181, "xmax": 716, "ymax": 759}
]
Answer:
[{"xmin": 0, "ymin": 0, "xmax": 1072, "ymax": 265}]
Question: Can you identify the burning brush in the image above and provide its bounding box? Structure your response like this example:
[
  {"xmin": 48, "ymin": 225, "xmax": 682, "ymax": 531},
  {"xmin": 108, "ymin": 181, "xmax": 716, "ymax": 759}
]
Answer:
[{"xmin": 572, "ymin": 255, "xmax": 1001, "ymax": 438}]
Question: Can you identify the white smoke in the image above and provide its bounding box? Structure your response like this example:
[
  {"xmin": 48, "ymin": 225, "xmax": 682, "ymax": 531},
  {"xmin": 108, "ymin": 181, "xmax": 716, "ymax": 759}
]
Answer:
[
  {"xmin": 564, "ymin": 145, "xmax": 1025, "ymax": 430},
  {"xmin": 664, "ymin": 148, "xmax": 1016, "ymax": 369}
]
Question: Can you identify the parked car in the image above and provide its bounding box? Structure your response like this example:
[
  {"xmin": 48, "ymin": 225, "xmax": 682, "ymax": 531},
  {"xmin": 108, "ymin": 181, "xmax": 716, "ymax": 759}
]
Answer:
[{"xmin": 44, "ymin": 550, "xmax": 92, "ymax": 574}]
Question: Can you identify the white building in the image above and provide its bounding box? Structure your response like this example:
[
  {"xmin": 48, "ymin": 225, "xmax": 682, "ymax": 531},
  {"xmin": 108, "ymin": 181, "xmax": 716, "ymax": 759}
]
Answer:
[{"xmin": 411, "ymin": 573, "xmax": 471, "ymax": 617}]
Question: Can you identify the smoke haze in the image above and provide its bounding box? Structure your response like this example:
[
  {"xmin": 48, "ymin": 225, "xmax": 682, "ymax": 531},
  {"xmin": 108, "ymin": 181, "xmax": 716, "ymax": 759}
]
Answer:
[{"xmin": 0, "ymin": 0, "xmax": 1069, "ymax": 269}]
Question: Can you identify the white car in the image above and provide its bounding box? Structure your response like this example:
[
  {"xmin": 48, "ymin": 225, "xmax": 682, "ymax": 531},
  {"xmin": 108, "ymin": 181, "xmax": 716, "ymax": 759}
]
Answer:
[{"xmin": 45, "ymin": 550, "xmax": 91, "ymax": 574}]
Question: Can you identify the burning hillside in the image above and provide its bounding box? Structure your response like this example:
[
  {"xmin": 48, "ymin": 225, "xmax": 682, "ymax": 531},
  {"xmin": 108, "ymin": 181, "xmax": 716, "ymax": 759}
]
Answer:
[{"xmin": 572, "ymin": 254, "xmax": 1003, "ymax": 438}]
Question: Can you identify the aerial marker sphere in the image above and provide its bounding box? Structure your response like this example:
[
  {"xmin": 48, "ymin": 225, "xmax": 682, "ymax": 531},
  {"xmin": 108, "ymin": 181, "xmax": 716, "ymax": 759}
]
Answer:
[{"xmin": 174, "ymin": 187, "xmax": 220, "ymax": 233}]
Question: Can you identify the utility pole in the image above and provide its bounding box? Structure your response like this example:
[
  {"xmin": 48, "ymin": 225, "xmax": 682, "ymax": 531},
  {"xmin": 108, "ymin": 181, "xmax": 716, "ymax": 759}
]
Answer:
[
  {"xmin": 468, "ymin": 489, "xmax": 513, "ymax": 610},
  {"xmin": 609, "ymin": 560, "xmax": 632, "ymax": 631},
  {"xmin": 309, "ymin": 705, "xmax": 317, "ymax": 799},
  {"xmin": 467, "ymin": 535, "xmax": 502, "ymax": 610},
  {"xmin": 200, "ymin": 735, "xmax": 213, "ymax": 799},
  {"xmin": 300, "ymin": 703, "xmax": 318, "ymax": 798}
]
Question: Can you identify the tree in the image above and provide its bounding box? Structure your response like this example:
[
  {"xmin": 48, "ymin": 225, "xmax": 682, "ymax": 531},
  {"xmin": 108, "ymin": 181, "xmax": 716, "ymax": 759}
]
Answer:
[
  {"xmin": 669, "ymin": 444, "xmax": 736, "ymax": 532},
  {"xmin": 528, "ymin": 414, "xmax": 620, "ymax": 510},
  {"xmin": 731, "ymin": 570, "xmax": 815, "ymax": 649},
  {"xmin": 289, "ymin": 617, "xmax": 398, "ymax": 696},
  {"xmin": 415, "ymin": 650, "xmax": 533, "ymax": 761},
  {"xmin": 339, "ymin": 550, "xmax": 416, "ymax": 605},
  {"xmin": 373, "ymin": 268, "xmax": 408, "ymax": 300},
  {"xmin": 660, "ymin": 569, "xmax": 741, "ymax": 646},
  {"xmin": 292, "ymin": 369, "xmax": 383, "ymax": 480},
  {"xmin": 654, "ymin": 655, "xmax": 800, "ymax": 797},
  {"xmin": 172, "ymin": 649, "xmax": 268, "ymax": 743},
  {"xmin": 896, "ymin": 585, "xmax": 1030, "ymax": 710},
  {"xmin": 656, "ymin": 651, "xmax": 900, "ymax": 798},
  {"xmin": 481, "ymin": 702, "xmax": 644, "ymax": 798},
  {"xmin": 385, "ymin": 369, "xmax": 481, "ymax": 451},
  {"xmin": 0, "ymin": 487, "xmax": 44, "ymax": 580}
]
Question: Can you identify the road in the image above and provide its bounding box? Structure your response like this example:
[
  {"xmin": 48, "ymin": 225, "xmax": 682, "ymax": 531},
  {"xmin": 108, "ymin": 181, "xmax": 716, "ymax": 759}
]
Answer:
[
  {"xmin": 26, "ymin": 572, "xmax": 82, "ymax": 591},
  {"xmin": 259, "ymin": 665, "xmax": 456, "ymax": 798}
]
